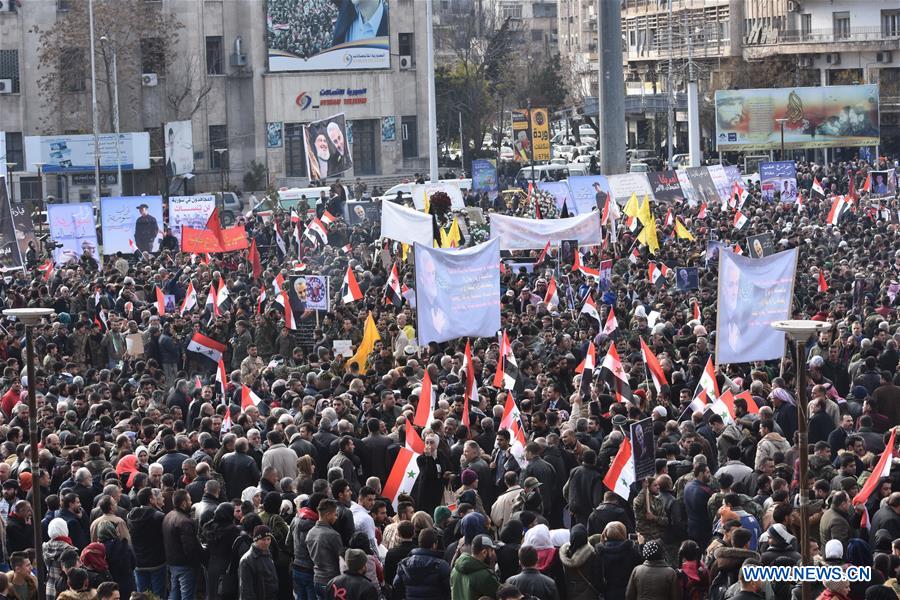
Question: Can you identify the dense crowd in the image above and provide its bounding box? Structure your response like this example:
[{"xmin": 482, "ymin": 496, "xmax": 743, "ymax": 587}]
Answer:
[{"xmin": 0, "ymin": 156, "xmax": 898, "ymax": 600}]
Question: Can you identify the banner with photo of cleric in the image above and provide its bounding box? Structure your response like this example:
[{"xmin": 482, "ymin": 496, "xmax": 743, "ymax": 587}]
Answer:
[
  {"xmin": 100, "ymin": 196, "xmax": 164, "ymax": 255},
  {"xmin": 287, "ymin": 275, "xmax": 330, "ymax": 313},
  {"xmin": 303, "ymin": 114, "xmax": 353, "ymax": 180},
  {"xmin": 747, "ymin": 232, "xmax": 776, "ymax": 258},
  {"xmin": 346, "ymin": 201, "xmax": 381, "ymax": 226},
  {"xmin": 0, "ymin": 179, "xmax": 23, "ymax": 270},
  {"xmin": 675, "ymin": 267, "xmax": 699, "ymax": 292},
  {"xmin": 168, "ymin": 195, "xmax": 216, "ymax": 242},
  {"xmin": 47, "ymin": 203, "xmax": 99, "ymax": 265},
  {"xmin": 164, "ymin": 120, "xmax": 194, "ymax": 177},
  {"xmin": 760, "ymin": 161, "xmax": 798, "ymax": 203}
]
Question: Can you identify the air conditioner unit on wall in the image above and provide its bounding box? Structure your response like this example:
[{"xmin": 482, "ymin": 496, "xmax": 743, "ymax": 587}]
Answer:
[
  {"xmin": 876, "ymin": 51, "xmax": 893, "ymax": 63},
  {"xmin": 0, "ymin": 79, "xmax": 13, "ymax": 94},
  {"xmin": 399, "ymin": 55, "xmax": 413, "ymax": 69},
  {"xmin": 798, "ymin": 56, "xmax": 813, "ymax": 68},
  {"xmin": 825, "ymin": 53, "xmax": 840, "ymax": 65},
  {"xmin": 141, "ymin": 73, "xmax": 158, "ymax": 87},
  {"xmin": 787, "ymin": 0, "xmax": 801, "ymax": 13}
]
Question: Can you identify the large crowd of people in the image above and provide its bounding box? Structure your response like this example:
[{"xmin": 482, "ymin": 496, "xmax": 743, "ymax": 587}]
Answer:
[{"xmin": 0, "ymin": 155, "xmax": 898, "ymax": 600}]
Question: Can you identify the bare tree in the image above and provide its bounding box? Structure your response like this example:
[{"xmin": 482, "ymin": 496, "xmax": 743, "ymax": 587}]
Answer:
[{"xmin": 165, "ymin": 55, "xmax": 214, "ymax": 121}]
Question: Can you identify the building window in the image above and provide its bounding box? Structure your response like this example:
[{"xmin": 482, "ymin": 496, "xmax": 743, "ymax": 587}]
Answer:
[
  {"xmin": 209, "ymin": 125, "xmax": 228, "ymax": 169},
  {"xmin": 499, "ymin": 2, "xmax": 521, "ymax": 19},
  {"xmin": 59, "ymin": 49, "xmax": 86, "ymax": 92},
  {"xmin": 206, "ymin": 36, "xmax": 224, "ymax": 75},
  {"xmin": 833, "ymin": 12, "xmax": 850, "ymax": 39},
  {"xmin": 398, "ymin": 33, "xmax": 414, "ymax": 64},
  {"xmin": 57, "ymin": 0, "xmax": 72, "ymax": 11},
  {"xmin": 284, "ymin": 123, "xmax": 307, "ymax": 178},
  {"xmin": 0, "ymin": 50, "xmax": 20, "ymax": 94},
  {"xmin": 18, "ymin": 177, "xmax": 40, "ymax": 201},
  {"xmin": 882, "ymin": 10, "xmax": 900, "ymax": 37},
  {"xmin": 801, "ymin": 14, "xmax": 812, "ymax": 38},
  {"xmin": 141, "ymin": 38, "xmax": 166, "ymax": 76},
  {"xmin": 4, "ymin": 133, "xmax": 23, "ymax": 170},
  {"xmin": 531, "ymin": 29, "xmax": 544, "ymax": 42}
]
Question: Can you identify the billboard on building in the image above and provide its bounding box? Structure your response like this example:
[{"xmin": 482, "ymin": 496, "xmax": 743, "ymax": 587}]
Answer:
[
  {"xmin": 24, "ymin": 133, "xmax": 151, "ymax": 173},
  {"xmin": 714, "ymin": 84, "xmax": 879, "ymax": 151},
  {"xmin": 303, "ymin": 113, "xmax": 353, "ymax": 180},
  {"xmin": 266, "ymin": 0, "xmax": 390, "ymax": 72},
  {"xmin": 164, "ymin": 121, "xmax": 194, "ymax": 176}
]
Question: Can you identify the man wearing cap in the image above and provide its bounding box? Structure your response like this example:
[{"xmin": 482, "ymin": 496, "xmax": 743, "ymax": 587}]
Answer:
[
  {"xmin": 450, "ymin": 533, "xmax": 499, "ymax": 600},
  {"xmin": 324, "ymin": 548, "xmax": 378, "ymax": 600},
  {"xmin": 239, "ymin": 525, "xmax": 279, "ymax": 600},
  {"xmin": 133, "ymin": 203, "xmax": 159, "ymax": 254}
]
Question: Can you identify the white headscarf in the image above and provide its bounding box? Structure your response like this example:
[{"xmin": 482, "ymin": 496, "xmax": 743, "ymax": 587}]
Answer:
[{"xmin": 522, "ymin": 524, "xmax": 553, "ymax": 550}]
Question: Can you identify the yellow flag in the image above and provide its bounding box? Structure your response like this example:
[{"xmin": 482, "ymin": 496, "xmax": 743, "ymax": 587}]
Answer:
[
  {"xmin": 447, "ymin": 217, "xmax": 461, "ymax": 247},
  {"xmin": 623, "ymin": 192, "xmax": 640, "ymax": 218},
  {"xmin": 674, "ymin": 218, "xmax": 695, "ymax": 241},
  {"xmin": 636, "ymin": 196, "xmax": 659, "ymax": 254},
  {"xmin": 346, "ymin": 312, "xmax": 381, "ymax": 372},
  {"xmin": 636, "ymin": 195, "xmax": 653, "ymax": 228},
  {"xmin": 439, "ymin": 226, "xmax": 450, "ymax": 248},
  {"xmin": 401, "ymin": 243, "xmax": 409, "ymax": 261}
]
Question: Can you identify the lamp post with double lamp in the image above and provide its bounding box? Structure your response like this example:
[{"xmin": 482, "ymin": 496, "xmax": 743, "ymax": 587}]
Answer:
[
  {"xmin": 771, "ymin": 319, "xmax": 832, "ymax": 600},
  {"xmin": 214, "ymin": 148, "xmax": 228, "ymax": 196},
  {"xmin": 32, "ymin": 163, "xmax": 46, "ymax": 254},
  {"xmin": 775, "ymin": 117, "xmax": 788, "ymax": 161},
  {"xmin": 5, "ymin": 162, "xmax": 17, "ymax": 204},
  {"xmin": 149, "ymin": 156, "xmax": 164, "ymax": 196},
  {"xmin": 2, "ymin": 308, "xmax": 55, "ymax": 600}
]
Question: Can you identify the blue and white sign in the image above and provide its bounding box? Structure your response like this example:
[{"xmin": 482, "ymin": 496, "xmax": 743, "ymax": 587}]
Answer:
[{"xmin": 25, "ymin": 133, "xmax": 151, "ymax": 173}]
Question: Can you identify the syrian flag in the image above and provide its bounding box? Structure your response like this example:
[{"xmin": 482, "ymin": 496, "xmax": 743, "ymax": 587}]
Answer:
[
  {"xmin": 498, "ymin": 393, "xmax": 527, "ymax": 468},
  {"xmin": 818, "ymin": 271, "xmax": 828, "ymax": 293},
  {"xmin": 599, "ymin": 343, "xmax": 633, "ymax": 403},
  {"xmin": 697, "ymin": 202, "xmax": 708, "ymax": 219},
  {"xmin": 796, "ymin": 190, "xmax": 805, "ymax": 214},
  {"xmin": 812, "ymin": 177, "xmax": 825, "ymax": 197},
  {"xmin": 413, "ymin": 368, "xmax": 435, "ymax": 428},
  {"xmin": 731, "ymin": 182, "xmax": 749, "ymax": 209},
  {"xmin": 624, "ymin": 215, "xmax": 639, "ymax": 232},
  {"xmin": 580, "ymin": 294, "xmax": 601, "ymax": 325},
  {"xmin": 708, "ymin": 389, "xmax": 736, "ymax": 424},
  {"xmin": 648, "ymin": 262, "xmax": 662, "ymax": 285},
  {"xmin": 187, "ymin": 332, "xmax": 227, "ymax": 363},
  {"xmin": 401, "ymin": 284, "xmax": 416, "ymax": 307},
  {"xmin": 308, "ymin": 218, "xmax": 329, "ymax": 245},
  {"xmin": 602, "ymin": 435, "xmax": 635, "ymax": 500},
  {"xmin": 536, "ymin": 240, "xmax": 551, "ymax": 265},
  {"xmin": 340, "ymin": 266, "xmax": 363, "ymax": 303},
  {"xmin": 384, "ymin": 263, "xmax": 403, "ymax": 306},
  {"xmin": 155, "ymin": 286, "xmax": 166, "ymax": 315},
  {"xmin": 543, "ymin": 277, "xmax": 559, "ymax": 309},
  {"xmin": 273, "ymin": 272, "xmax": 285, "ymax": 296},
  {"xmin": 733, "ymin": 244, "xmax": 744, "ymax": 256},
  {"xmin": 628, "ymin": 247, "xmax": 640, "ymax": 264},
  {"xmin": 574, "ymin": 251, "xmax": 600, "ymax": 279},
  {"xmin": 289, "ymin": 207, "xmax": 300, "ymax": 224},
  {"xmin": 664, "ymin": 208, "xmax": 674, "ymax": 227},
  {"xmin": 205, "ymin": 283, "xmax": 220, "ymax": 317},
  {"xmin": 256, "ymin": 289, "xmax": 267, "ymax": 315},
  {"xmin": 575, "ymin": 342, "xmax": 597, "ymax": 399},
  {"xmin": 853, "ymin": 429, "xmax": 895, "ymax": 507},
  {"xmin": 216, "ymin": 358, "xmax": 228, "ymax": 398},
  {"xmin": 320, "ymin": 210, "xmax": 338, "ymax": 226},
  {"xmin": 695, "ymin": 357, "xmax": 720, "ymax": 404},
  {"xmin": 603, "ymin": 306, "xmax": 618, "ymax": 336},
  {"xmin": 734, "ymin": 390, "xmax": 760, "ymax": 414},
  {"xmin": 273, "ymin": 221, "xmax": 287, "ymax": 257},
  {"xmin": 282, "ymin": 292, "xmax": 296, "ymax": 330},
  {"xmin": 717, "ymin": 389, "xmax": 759, "ymax": 421},
  {"xmin": 688, "ymin": 389, "xmax": 709, "ymax": 414},
  {"xmin": 38, "ymin": 259, "xmax": 54, "ymax": 281},
  {"xmin": 216, "ymin": 278, "xmax": 230, "ymax": 310},
  {"xmin": 827, "ymin": 195, "xmax": 849, "ymax": 225},
  {"xmin": 492, "ymin": 331, "xmax": 519, "ymax": 391},
  {"xmin": 462, "ymin": 340, "xmax": 477, "ymax": 428},
  {"xmin": 640, "ymin": 338, "xmax": 667, "ymax": 393},
  {"xmin": 293, "ymin": 223, "xmax": 304, "ymax": 255},
  {"xmin": 383, "ymin": 446, "xmax": 421, "ymax": 509},
  {"xmin": 692, "ymin": 301, "xmax": 701, "ymax": 322},
  {"xmin": 94, "ymin": 310, "xmax": 108, "ymax": 333},
  {"xmin": 733, "ymin": 210, "xmax": 749, "ymax": 230},
  {"xmin": 241, "ymin": 385, "xmax": 262, "ymax": 410},
  {"xmin": 341, "ymin": 244, "xmax": 353, "ymax": 254},
  {"xmin": 221, "ymin": 405, "xmax": 233, "ymax": 432}
]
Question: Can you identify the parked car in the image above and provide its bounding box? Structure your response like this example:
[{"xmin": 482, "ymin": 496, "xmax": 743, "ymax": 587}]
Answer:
[
  {"xmin": 214, "ymin": 192, "xmax": 243, "ymax": 225},
  {"xmin": 628, "ymin": 162, "xmax": 651, "ymax": 173}
]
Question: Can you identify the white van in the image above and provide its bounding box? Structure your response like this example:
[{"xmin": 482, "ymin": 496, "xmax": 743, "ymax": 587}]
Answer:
[
  {"xmin": 515, "ymin": 164, "xmax": 569, "ymax": 182},
  {"xmin": 381, "ymin": 178, "xmax": 473, "ymax": 201}
]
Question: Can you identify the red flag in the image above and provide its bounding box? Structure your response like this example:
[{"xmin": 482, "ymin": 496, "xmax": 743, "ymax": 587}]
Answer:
[
  {"xmin": 241, "ymin": 385, "xmax": 262, "ymax": 410},
  {"xmin": 536, "ymin": 240, "xmax": 551, "ymax": 264},
  {"xmin": 818, "ymin": 271, "xmax": 828, "ymax": 293},
  {"xmin": 462, "ymin": 340, "xmax": 476, "ymax": 428},
  {"xmin": 282, "ymin": 292, "xmax": 296, "ymax": 330},
  {"xmin": 155, "ymin": 286, "xmax": 166, "ymax": 316},
  {"xmin": 640, "ymin": 338, "xmax": 668, "ymax": 393},
  {"xmin": 692, "ymin": 301, "xmax": 701, "ymax": 322},
  {"xmin": 216, "ymin": 358, "xmax": 228, "ymax": 399},
  {"xmin": 853, "ymin": 429, "xmax": 895, "ymax": 507},
  {"xmin": 861, "ymin": 173, "xmax": 871, "ymax": 193},
  {"xmin": 413, "ymin": 369, "xmax": 434, "ymax": 428},
  {"xmin": 340, "ymin": 266, "xmax": 363, "ymax": 303},
  {"xmin": 38, "ymin": 259, "xmax": 54, "ymax": 281},
  {"xmin": 603, "ymin": 306, "xmax": 618, "ymax": 336},
  {"xmin": 812, "ymin": 177, "xmax": 825, "ymax": 197},
  {"xmin": 697, "ymin": 202, "xmax": 708, "ymax": 219},
  {"xmin": 603, "ymin": 436, "xmax": 635, "ymax": 500},
  {"xmin": 248, "ymin": 239, "xmax": 262, "ymax": 280},
  {"xmin": 543, "ymin": 277, "xmax": 559, "ymax": 309}
]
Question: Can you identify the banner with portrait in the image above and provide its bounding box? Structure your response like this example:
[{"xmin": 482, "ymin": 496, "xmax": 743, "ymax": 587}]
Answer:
[
  {"xmin": 677, "ymin": 170, "xmax": 700, "ymax": 206},
  {"xmin": 346, "ymin": 201, "xmax": 381, "ymax": 226},
  {"xmin": 490, "ymin": 212, "xmax": 603, "ymax": 250},
  {"xmin": 415, "ymin": 238, "xmax": 501, "ymax": 345},
  {"xmin": 303, "ymin": 113, "xmax": 353, "ymax": 180},
  {"xmin": 630, "ymin": 418, "xmax": 655, "ymax": 480},
  {"xmin": 566, "ymin": 176, "xmax": 610, "ymax": 215},
  {"xmin": 686, "ymin": 167, "xmax": 720, "ymax": 205},
  {"xmin": 707, "ymin": 164, "xmax": 732, "ymax": 205},
  {"xmin": 646, "ymin": 171, "xmax": 686, "ymax": 204},
  {"xmin": 716, "ymin": 248, "xmax": 798, "ymax": 365},
  {"xmin": 288, "ymin": 275, "xmax": 330, "ymax": 313},
  {"xmin": 100, "ymin": 196, "xmax": 164, "ymax": 255},
  {"xmin": 0, "ymin": 180, "xmax": 23, "ymax": 270},
  {"xmin": 411, "ymin": 181, "xmax": 465, "ymax": 211},
  {"xmin": 9, "ymin": 200, "xmax": 36, "ymax": 263},
  {"xmin": 747, "ymin": 232, "xmax": 776, "ymax": 258},
  {"xmin": 168, "ymin": 195, "xmax": 216, "ymax": 241},
  {"xmin": 164, "ymin": 121, "xmax": 194, "ymax": 177},
  {"xmin": 472, "ymin": 159, "xmax": 498, "ymax": 194},
  {"xmin": 869, "ymin": 170, "xmax": 897, "ymax": 196},
  {"xmin": 760, "ymin": 161, "xmax": 798, "ymax": 203},
  {"xmin": 266, "ymin": 0, "xmax": 390, "ymax": 72},
  {"xmin": 47, "ymin": 203, "xmax": 99, "ymax": 265},
  {"xmin": 606, "ymin": 173, "xmax": 654, "ymax": 204},
  {"xmin": 675, "ymin": 267, "xmax": 699, "ymax": 291}
]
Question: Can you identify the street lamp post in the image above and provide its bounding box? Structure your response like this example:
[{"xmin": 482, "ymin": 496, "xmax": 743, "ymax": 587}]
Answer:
[
  {"xmin": 5, "ymin": 162, "xmax": 17, "ymax": 205},
  {"xmin": 100, "ymin": 36, "xmax": 122, "ymax": 195},
  {"xmin": 214, "ymin": 149, "xmax": 228, "ymax": 195},
  {"xmin": 771, "ymin": 319, "xmax": 832, "ymax": 600},
  {"xmin": 3, "ymin": 308, "xmax": 55, "ymax": 600},
  {"xmin": 149, "ymin": 156, "xmax": 164, "ymax": 197},
  {"xmin": 776, "ymin": 118, "xmax": 788, "ymax": 161},
  {"xmin": 33, "ymin": 163, "xmax": 46, "ymax": 252}
]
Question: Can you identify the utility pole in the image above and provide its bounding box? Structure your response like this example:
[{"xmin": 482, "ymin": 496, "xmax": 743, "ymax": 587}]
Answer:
[
  {"xmin": 597, "ymin": 0, "xmax": 626, "ymax": 174},
  {"xmin": 685, "ymin": 11, "xmax": 701, "ymax": 167},
  {"xmin": 426, "ymin": 0, "xmax": 439, "ymax": 182},
  {"xmin": 88, "ymin": 0, "xmax": 101, "ymax": 202},
  {"xmin": 666, "ymin": 0, "xmax": 675, "ymax": 169}
]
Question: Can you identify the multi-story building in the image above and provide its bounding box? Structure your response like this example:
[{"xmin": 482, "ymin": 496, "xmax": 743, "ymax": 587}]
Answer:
[
  {"xmin": 0, "ymin": 0, "xmax": 431, "ymax": 204},
  {"xmin": 557, "ymin": 0, "xmax": 598, "ymax": 99}
]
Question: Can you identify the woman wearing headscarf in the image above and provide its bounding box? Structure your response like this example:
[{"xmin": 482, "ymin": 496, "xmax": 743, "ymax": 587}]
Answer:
[
  {"xmin": 114, "ymin": 453, "xmax": 140, "ymax": 490},
  {"xmin": 560, "ymin": 524, "xmax": 602, "ymax": 600},
  {"xmin": 595, "ymin": 521, "xmax": 643, "ymax": 600},
  {"xmin": 259, "ymin": 491, "xmax": 292, "ymax": 600},
  {"xmin": 847, "ymin": 539, "xmax": 885, "ymax": 600},
  {"xmin": 97, "ymin": 520, "xmax": 135, "ymax": 600},
  {"xmin": 626, "ymin": 540, "xmax": 682, "ymax": 600},
  {"xmin": 522, "ymin": 523, "xmax": 566, "ymax": 594},
  {"xmin": 201, "ymin": 503, "xmax": 242, "ymax": 600},
  {"xmin": 446, "ymin": 511, "xmax": 486, "ymax": 566},
  {"xmin": 43, "ymin": 517, "xmax": 77, "ymax": 599},
  {"xmin": 414, "ymin": 433, "xmax": 451, "ymax": 517},
  {"xmin": 79, "ymin": 542, "xmax": 112, "ymax": 589},
  {"xmin": 496, "ymin": 519, "xmax": 524, "ymax": 582}
]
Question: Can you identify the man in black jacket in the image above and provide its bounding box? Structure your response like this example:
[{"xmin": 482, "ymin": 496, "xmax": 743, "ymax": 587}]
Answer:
[
  {"xmin": 506, "ymin": 545, "xmax": 559, "ymax": 600},
  {"xmin": 127, "ymin": 487, "xmax": 166, "ymax": 597},
  {"xmin": 588, "ymin": 491, "xmax": 636, "ymax": 536},
  {"xmin": 564, "ymin": 450, "xmax": 605, "ymax": 526},
  {"xmin": 220, "ymin": 438, "xmax": 262, "ymax": 500},
  {"xmin": 239, "ymin": 525, "xmax": 279, "ymax": 600},
  {"xmin": 157, "ymin": 435, "xmax": 190, "ymax": 480},
  {"xmin": 358, "ymin": 419, "xmax": 391, "ymax": 483},
  {"xmin": 162, "ymin": 490, "xmax": 204, "ymax": 600},
  {"xmin": 393, "ymin": 527, "xmax": 450, "ymax": 600},
  {"xmin": 325, "ymin": 548, "xmax": 379, "ymax": 600},
  {"xmin": 6, "ymin": 501, "xmax": 33, "ymax": 553},
  {"xmin": 58, "ymin": 492, "xmax": 91, "ymax": 550}
]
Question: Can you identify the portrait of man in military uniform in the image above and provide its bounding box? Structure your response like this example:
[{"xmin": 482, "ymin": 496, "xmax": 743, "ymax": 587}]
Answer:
[{"xmin": 133, "ymin": 203, "xmax": 160, "ymax": 253}]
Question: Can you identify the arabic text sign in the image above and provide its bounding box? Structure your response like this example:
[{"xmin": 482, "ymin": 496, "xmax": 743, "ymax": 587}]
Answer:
[
  {"xmin": 25, "ymin": 133, "xmax": 151, "ymax": 173},
  {"xmin": 47, "ymin": 203, "xmax": 99, "ymax": 265},
  {"xmin": 760, "ymin": 161, "xmax": 798, "ymax": 203},
  {"xmin": 168, "ymin": 195, "xmax": 215, "ymax": 241}
]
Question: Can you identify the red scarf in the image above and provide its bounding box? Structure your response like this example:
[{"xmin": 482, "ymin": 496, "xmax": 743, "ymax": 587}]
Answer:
[{"xmin": 52, "ymin": 535, "xmax": 74, "ymax": 546}]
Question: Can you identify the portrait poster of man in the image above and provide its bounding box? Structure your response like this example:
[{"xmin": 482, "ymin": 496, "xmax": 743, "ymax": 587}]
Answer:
[
  {"xmin": 0, "ymin": 180, "xmax": 23, "ymax": 270},
  {"xmin": 303, "ymin": 113, "xmax": 353, "ymax": 181},
  {"xmin": 630, "ymin": 418, "xmax": 655, "ymax": 479},
  {"xmin": 347, "ymin": 201, "xmax": 381, "ymax": 226},
  {"xmin": 559, "ymin": 240, "xmax": 577, "ymax": 267},
  {"xmin": 675, "ymin": 267, "xmax": 699, "ymax": 292},
  {"xmin": 164, "ymin": 121, "xmax": 194, "ymax": 177},
  {"xmin": 47, "ymin": 203, "xmax": 99, "ymax": 265},
  {"xmin": 747, "ymin": 232, "xmax": 776, "ymax": 258},
  {"xmin": 288, "ymin": 275, "xmax": 330, "ymax": 313},
  {"xmin": 870, "ymin": 170, "xmax": 897, "ymax": 196},
  {"xmin": 100, "ymin": 196, "xmax": 164, "ymax": 255}
]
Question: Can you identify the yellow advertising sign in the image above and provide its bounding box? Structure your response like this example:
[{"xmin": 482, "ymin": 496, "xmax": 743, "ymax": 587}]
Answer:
[{"xmin": 530, "ymin": 108, "xmax": 550, "ymax": 162}]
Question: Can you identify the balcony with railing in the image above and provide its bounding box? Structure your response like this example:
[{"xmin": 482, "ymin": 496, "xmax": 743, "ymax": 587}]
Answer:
[{"xmin": 744, "ymin": 25, "xmax": 900, "ymax": 56}]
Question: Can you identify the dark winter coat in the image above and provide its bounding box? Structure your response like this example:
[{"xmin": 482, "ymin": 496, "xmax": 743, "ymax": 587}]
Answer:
[
  {"xmin": 392, "ymin": 548, "xmax": 451, "ymax": 600},
  {"xmin": 239, "ymin": 544, "xmax": 279, "ymax": 600},
  {"xmin": 162, "ymin": 507, "xmax": 204, "ymax": 567},
  {"xmin": 126, "ymin": 505, "xmax": 166, "ymax": 568}
]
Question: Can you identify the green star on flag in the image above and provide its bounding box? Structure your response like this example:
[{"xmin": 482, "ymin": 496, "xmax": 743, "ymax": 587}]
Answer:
[{"xmin": 407, "ymin": 470, "xmax": 416, "ymax": 478}]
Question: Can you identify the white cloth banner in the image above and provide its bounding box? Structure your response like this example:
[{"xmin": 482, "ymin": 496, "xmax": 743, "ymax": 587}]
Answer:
[
  {"xmin": 415, "ymin": 238, "xmax": 501, "ymax": 345},
  {"xmin": 489, "ymin": 213, "xmax": 603, "ymax": 250},
  {"xmin": 168, "ymin": 195, "xmax": 215, "ymax": 241},
  {"xmin": 380, "ymin": 200, "xmax": 434, "ymax": 247},
  {"xmin": 716, "ymin": 248, "xmax": 798, "ymax": 364},
  {"xmin": 411, "ymin": 182, "xmax": 466, "ymax": 211}
]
